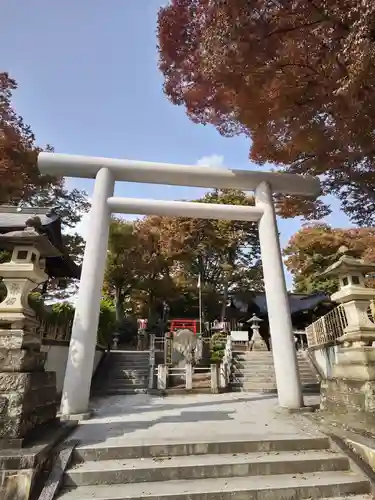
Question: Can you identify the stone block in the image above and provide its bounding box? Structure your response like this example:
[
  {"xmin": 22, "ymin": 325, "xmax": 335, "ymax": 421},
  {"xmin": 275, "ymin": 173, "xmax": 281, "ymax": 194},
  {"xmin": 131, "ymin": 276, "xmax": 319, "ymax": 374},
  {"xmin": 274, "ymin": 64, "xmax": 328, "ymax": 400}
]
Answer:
[
  {"xmin": 321, "ymin": 377, "xmax": 375, "ymax": 423},
  {"xmin": 0, "ymin": 421, "xmax": 77, "ymax": 500},
  {"xmin": 333, "ymin": 360, "xmax": 375, "ymax": 381},
  {"xmin": 0, "ymin": 349, "xmax": 46, "ymax": 372},
  {"xmin": 0, "ymin": 329, "xmax": 41, "ymax": 350},
  {"xmin": 0, "ymin": 372, "xmax": 57, "ymax": 440},
  {"xmin": 0, "ymin": 468, "xmax": 34, "ymax": 500},
  {"xmin": 0, "ymin": 372, "xmax": 55, "ymax": 393},
  {"xmin": 0, "ymin": 403, "xmax": 57, "ymax": 439},
  {"xmin": 336, "ymin": 346, "xmax": 375, "ymax": 365},
  {"xmin": 4, "ymin": 386, "xmax": 58, "ymax": 418}
]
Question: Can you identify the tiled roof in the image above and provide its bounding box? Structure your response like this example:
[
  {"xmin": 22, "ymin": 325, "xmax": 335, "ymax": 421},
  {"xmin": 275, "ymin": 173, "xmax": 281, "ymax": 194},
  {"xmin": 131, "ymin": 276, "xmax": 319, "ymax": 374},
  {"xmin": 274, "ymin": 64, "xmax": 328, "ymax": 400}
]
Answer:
[
  {"xmin": 231, "ymin": 292, "xmax": 330, "ymax": 316},
  {"xmin": 0, "ymin": 206, "xmax": 58, "ymax": 228}
]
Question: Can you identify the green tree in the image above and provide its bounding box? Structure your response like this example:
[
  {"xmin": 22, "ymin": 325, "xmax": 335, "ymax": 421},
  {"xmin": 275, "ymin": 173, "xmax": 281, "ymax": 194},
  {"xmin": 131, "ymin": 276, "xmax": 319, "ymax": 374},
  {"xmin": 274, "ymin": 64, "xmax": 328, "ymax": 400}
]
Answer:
[
  {"xmin": 284, "ymin": 223, "xmax": 375, "ymax": 294},
  {"xmin": 156, "ymin": 189, "xmax": 263, "ymax": 319},
  {"xmin": 104, "ymin": 218, "xmax": 141, "ymax": 323}
]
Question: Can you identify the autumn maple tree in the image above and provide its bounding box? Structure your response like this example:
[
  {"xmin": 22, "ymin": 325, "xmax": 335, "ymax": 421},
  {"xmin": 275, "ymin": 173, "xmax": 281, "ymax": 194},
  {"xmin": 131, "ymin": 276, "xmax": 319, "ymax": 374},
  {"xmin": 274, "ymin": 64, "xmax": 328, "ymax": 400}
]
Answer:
[
  {"xmin": 103, "ymin": 189, "xmax": 263, "ymax": 322},
  {"xmin": 158, "ymin": 1, "xmax": 375, "ymax": 225},
  {"xmin": 284, "ymin": 223, "xmax": 375, "ymax": 294}
]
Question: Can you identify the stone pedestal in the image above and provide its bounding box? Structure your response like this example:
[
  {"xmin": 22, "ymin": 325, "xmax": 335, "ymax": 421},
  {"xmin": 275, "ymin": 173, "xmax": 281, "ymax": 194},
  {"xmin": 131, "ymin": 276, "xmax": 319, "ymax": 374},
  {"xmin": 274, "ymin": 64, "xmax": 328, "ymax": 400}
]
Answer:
[
  {"xmin": 0, "ymin": 226, "xmax": 60, "ymax": 449},
  {"xmin": 333, "ymin": 346, "xmax": 375, "ymax": 381},
  {"xmin": 319, "ymin": 250, "xmax": 375, "ymax": 422},
  {"xmin": 249, "ymin": 331, "xmax": 268, "ymax": 351},
  {"xmin": 321, "ymin": 346, "xmax": 375, "ymax": 422},
  {"xmin": 0, "ymin": 371, "xmax": 57, "ymax": 448}
]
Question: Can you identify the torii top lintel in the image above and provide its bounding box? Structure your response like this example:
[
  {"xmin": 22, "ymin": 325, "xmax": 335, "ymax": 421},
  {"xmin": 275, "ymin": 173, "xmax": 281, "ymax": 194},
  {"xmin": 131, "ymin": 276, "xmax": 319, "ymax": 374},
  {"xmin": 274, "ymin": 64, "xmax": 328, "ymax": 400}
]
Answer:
[{"xmin": 38, "ymin": 152, "xmax": 320, "ymax": 197}]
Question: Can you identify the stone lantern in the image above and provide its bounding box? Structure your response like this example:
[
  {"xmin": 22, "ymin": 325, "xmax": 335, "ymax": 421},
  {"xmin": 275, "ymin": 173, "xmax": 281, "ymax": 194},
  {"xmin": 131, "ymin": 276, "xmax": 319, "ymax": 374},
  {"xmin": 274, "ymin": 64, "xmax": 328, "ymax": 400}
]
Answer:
[
  {"xmin": 320, "ymin": 246, "xmax": 375, "ymax": 418},
  {"xmin": 322, "ymin": 246, "xmax": 375, "ymax": 349},
  {"xmin": 247, "ymin": 313, "xmax": 267, "ymax": 351},
  {"xmin": 0, "ymin": 217, "xmax": 60, "ymax": 447}
]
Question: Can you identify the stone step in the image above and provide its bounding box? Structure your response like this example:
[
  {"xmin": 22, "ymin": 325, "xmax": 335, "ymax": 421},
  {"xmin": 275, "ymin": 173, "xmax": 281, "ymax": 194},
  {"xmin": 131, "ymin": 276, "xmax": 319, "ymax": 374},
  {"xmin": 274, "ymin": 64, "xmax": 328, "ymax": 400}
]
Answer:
[
  {"xmin": 232, "ymin": 377, "xmax": 318, "ymax": 384},
  {"xmin": 73, "ymin": 436, "xmax": 331, "ymax": 462},
  {"xmin": 106, "ymin": 368, "xmax": 149, "ymax": 374},
  {"xmin": 100, "ymin": 372, "xmax": 149, "ymax": 378},
  {"xmin": 232, "ymin": 370, "xmax": 316, "ymax": 377},
  {"xmin": 231, "ymin": 386, "xmax": 278, "ymax": 393},
  {"xmin": 91, "ymin": 388, "xmax": 148, "ymax": 396},
  {"xmin": 108, "ymin": 362, "xmax": 149, "ymax": 365},
  {"xmin": 232, "ymin": 375, "xmax": 318, "ymax": 382},
  {"xmin": 110, "ymin": 365, "xmax": 149, "ymax": 370},
  {"xmin": 95, "ymin": 384, "xmax": 148, "ymax": 391},
  {"xmin": 109, "ymin": 361, "xmax": 149, "ymax": 365},
  {"xmin": 231, "ymin": 385, "xmax": 319, "ymax": 394},
  {"xmin": 64, "ymin": 450, "xmax": 350, "ymax": 487},
  {"xmin": 101, "ymin": 377, "xmax": 148, "ymax": 383},
  {"xmin": 233, "ymin": 361, "xmax": 312, "ymax": 367},
  {"xmin": 111, "ymin": 353, "xmax": 150, "ymax": 357},
  {"xmin": 58, "ymin": 472, "xmax": 370, "ymax": 499}
]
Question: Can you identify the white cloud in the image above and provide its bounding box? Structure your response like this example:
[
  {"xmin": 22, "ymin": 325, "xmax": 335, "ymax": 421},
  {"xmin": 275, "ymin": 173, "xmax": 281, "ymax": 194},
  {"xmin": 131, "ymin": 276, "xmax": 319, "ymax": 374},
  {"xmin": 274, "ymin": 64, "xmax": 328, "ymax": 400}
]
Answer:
[{"xmin": 196, "ymin": 154, "xmax": 226, "ymax": 168}]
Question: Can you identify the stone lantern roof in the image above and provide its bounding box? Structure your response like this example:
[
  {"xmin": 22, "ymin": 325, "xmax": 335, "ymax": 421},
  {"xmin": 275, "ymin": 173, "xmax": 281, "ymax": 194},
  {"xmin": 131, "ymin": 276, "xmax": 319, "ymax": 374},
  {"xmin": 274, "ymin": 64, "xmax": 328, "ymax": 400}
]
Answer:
[
  {"xmin": 319, "ymin": 246, "xmax": 375, "ymax": 306},
  {"xmin": 321, "ymin": 254, "xmax": 375, "ymax": 278},
  {"xmin": 0, "ymin": 206, "xmax": 81, "ymax": 279}
]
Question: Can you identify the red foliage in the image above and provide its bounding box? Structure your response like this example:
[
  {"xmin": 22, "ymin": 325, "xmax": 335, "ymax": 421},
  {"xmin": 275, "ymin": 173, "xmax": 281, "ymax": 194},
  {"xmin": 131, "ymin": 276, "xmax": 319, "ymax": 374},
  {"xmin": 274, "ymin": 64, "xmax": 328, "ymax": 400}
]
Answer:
[
  {"xmin": 158, "ymin": 1, "xmax": 375, "ymax": 224},
  {"xmin": 0, "ymin": 72, "xmax": 55, "ymax": 204}
]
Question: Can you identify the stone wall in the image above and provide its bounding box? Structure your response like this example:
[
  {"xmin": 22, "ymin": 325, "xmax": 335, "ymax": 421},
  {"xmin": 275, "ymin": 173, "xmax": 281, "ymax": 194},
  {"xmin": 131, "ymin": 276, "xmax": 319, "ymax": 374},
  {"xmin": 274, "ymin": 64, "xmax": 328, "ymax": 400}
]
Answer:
[
  {"xmin": 308, "ymin": 344, "xmax": 339, "ymax": 379},
  {"xmin": 41, "ymin": 342, "xmax": 104, "ymax": 394},
  {"xmin": 321, "ymin": 377, "xmax": 375, "ymax": 426}
]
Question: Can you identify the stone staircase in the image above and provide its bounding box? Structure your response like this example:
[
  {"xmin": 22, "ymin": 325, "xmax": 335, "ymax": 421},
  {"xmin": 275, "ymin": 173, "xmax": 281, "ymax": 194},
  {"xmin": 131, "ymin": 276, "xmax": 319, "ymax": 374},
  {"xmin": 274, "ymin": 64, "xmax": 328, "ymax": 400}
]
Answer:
[
  {"xmin": 91, "ymin": 350, "xmax": 149, "ymax": 396},
  {"xmin": 232, "ymin": 350, "xmax": 319, "ymax": 393},
  {"xmin": 58, "ymin": 435, "xmax": 371, "ymax": 499}
]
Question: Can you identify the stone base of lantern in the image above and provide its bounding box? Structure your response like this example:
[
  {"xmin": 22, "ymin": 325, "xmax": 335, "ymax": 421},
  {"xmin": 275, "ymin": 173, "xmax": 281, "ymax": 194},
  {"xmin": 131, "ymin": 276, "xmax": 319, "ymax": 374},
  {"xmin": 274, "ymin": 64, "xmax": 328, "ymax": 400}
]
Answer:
[
  {"xmin": 333, "ymin": 346, "xmax": 375, "ymax": 380},
  {"xmin": 250, "ymin": 339, "xmax": 268, "ymax": 351},
  {"xmin": 0, "ymin": 371, "xmax": 58, "ymax": 449},
  {"xmin": 249, "ymin": 332, "xmax": 268, "ymax": 351},
  {"xmin": 321, "ymin": 377, "xmax": 375, "ymax": 426},
  {"xmin": 337, "ymin": 327, "xmax": 375, "ymax": 347},
  {"xmin": 0, "ymin": 325, "xmax": 59, "ymax": 449},
  {"xmin": 321, "ymin": 346, "xmax": 375, "ymax": 424}
]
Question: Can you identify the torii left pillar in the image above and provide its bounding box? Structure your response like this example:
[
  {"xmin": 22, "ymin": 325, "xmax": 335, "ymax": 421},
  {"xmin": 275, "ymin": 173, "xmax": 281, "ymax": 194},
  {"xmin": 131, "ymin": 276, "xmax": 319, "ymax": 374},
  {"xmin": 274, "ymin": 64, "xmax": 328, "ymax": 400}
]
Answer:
[{"xmin": 60, "ymin": 168, "xmax": 114, "ymax": 418}]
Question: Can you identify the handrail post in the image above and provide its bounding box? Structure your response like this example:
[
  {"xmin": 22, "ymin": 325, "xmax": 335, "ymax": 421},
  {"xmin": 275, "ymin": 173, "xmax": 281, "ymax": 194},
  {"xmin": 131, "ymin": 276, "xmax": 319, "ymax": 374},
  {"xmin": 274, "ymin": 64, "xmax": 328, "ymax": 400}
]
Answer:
[
  {"xmin": 148, "ymin": 334, "xmax": 156, "ymax": 390},
  {"xmin": 157, "ymin": 364, "xmax": 167, "ymax": 390},
  {"xmin": 185, "ymin": 363, "xmax": 193, "ymax": 390}
]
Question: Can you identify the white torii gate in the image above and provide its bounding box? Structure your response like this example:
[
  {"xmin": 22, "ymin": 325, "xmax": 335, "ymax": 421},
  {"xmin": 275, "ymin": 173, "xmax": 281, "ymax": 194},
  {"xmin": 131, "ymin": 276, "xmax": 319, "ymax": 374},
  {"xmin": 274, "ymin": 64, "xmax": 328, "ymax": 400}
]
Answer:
[{"xmin": 38, "ymin": 152, "xmax": 320, "ymax": 417}]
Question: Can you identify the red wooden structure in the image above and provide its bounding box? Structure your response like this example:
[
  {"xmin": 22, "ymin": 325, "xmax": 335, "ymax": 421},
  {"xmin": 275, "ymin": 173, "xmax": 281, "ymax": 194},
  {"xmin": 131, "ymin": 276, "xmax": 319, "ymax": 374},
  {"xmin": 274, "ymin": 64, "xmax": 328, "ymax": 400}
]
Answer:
[{"xmin": 169, "ymin": 319, "xmax": 198, "ymax": 335}]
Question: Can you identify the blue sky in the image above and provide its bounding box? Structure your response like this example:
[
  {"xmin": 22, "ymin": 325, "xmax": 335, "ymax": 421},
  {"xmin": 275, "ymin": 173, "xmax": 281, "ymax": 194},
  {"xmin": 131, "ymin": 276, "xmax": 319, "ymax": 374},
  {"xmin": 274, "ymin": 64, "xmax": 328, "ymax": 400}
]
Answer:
[{"xmin": 1, "ymin": 0, "xmax": 353, "ymax": 288}]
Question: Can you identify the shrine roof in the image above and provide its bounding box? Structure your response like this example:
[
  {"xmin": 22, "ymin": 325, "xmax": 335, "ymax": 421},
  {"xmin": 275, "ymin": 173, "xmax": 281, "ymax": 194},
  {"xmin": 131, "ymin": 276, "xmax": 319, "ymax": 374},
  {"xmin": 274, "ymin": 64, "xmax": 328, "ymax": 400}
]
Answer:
[{"xmin": 231, "ymin": 291, "xmax": 330, "ymax": 316}]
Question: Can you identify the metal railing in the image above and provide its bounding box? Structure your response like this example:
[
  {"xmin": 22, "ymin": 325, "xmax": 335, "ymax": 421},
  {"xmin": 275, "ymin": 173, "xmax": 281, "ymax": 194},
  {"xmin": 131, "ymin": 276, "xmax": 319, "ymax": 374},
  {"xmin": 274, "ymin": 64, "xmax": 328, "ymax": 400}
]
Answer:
[
  {"xmin": 40, "ymin": 318, "xmax": 73, "ymax": 343},
  {"xmin": 305, "ymin": 305, "xmax": 347, "ymax": 348},
  {"xmin": 306, "ymin": 299, "xmax": 375, "ymax": 349}
]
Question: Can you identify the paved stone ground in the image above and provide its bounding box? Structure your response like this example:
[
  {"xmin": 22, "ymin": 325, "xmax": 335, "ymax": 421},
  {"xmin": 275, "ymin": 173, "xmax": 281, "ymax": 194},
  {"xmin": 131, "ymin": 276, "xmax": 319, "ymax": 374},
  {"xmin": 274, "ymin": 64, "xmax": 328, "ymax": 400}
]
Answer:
[{"xmin": 70, "ymin": 392, "xmax": 323, "ymax": 448}]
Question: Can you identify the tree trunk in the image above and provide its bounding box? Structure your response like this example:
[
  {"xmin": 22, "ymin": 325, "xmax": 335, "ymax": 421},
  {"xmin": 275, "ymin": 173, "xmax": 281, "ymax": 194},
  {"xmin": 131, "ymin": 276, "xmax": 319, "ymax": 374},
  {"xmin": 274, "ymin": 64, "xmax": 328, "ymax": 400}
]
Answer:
[
  {"xmin": 115, "ymin": 287, "xmax": 125, "ymax": 324},
  {"xmin": 221, "ymin": 278, "xmax": 229, "ymax": 324}
]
